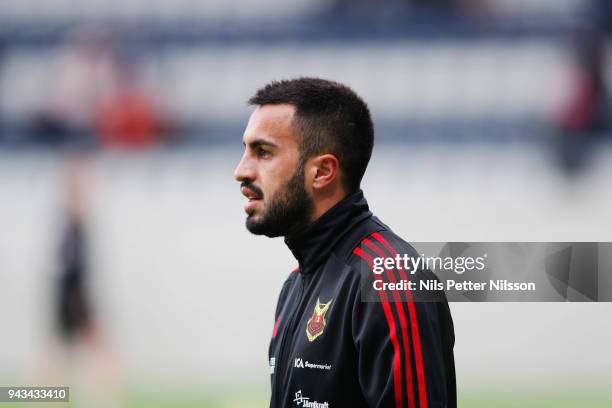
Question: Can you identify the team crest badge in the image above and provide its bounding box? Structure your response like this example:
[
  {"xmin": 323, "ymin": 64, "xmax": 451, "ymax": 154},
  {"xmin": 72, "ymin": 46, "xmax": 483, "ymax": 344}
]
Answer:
[{"xmin": 306, "ymin": 297, "xmax": 333, "ymax": 342}]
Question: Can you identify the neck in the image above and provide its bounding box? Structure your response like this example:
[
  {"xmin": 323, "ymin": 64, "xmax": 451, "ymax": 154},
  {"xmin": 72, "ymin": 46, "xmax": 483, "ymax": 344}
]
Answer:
[
  {"xmin": 284, "ymin": 186, "xmax": 349, "ymax": 240},
  {"xmin": 283, "ymin": 189, "xmax": 371, "ymax": 271},
  {"xmin": 309, "ymin": 187, "xmax": 348, "ymax": 223}
]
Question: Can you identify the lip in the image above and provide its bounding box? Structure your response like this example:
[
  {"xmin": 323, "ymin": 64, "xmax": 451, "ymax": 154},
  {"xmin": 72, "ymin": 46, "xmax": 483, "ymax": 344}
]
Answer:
[
  {"xmin": 240, "ymin": 186, "xmax": 263, "ymax": 212},
  {"xmin": 244, "ymin": 197, "xmax": 262, "ymax": 213},
  {"xmin": 241, "ymin": 185, "xmax": 262, "ymax": 199}
]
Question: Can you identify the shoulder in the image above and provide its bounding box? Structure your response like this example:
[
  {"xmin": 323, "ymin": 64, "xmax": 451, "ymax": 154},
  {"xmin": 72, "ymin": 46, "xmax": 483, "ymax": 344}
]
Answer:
[
  {"xmin": 282, "ymin": 266, "xmax": 300, "ymax": 287},
  {"xmin": 277, "ymin": 266, "xmax": 300, "ymax": 297},
  {"xmin": 345, "ymin": 219, "xmax": 418, "ymax": 271},
  {"xmin": 273, "ymin": 266, "xmax": 300, "ymax": 316}
]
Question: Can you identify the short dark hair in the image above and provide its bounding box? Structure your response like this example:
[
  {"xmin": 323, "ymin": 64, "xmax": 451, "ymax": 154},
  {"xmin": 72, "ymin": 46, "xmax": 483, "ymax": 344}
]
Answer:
[{"xmin": 248, "ymin": 77, "xmax": 374, "ymax": 193}]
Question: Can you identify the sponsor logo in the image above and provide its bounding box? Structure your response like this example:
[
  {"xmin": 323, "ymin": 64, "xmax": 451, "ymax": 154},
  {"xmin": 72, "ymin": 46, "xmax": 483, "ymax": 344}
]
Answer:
[
  {"xmin": 306, "ymin": 298, "xmax": 333, "ymax": 342},
  {"xmin": 269, "ymin": 357, "xmax": 275, "ymax": 374},
  {"xmin": 294, "ymin": 358, "xmax": 332, "ymax": 371},
  {"xmin": 293, "ymin": 390, "xmax": 330, "ymax": 408}
]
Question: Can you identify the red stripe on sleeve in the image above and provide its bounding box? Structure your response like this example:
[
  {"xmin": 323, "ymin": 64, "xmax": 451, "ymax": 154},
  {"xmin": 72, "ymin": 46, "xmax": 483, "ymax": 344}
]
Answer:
[
  {"xmin": 354, "ymin": 246, "xmax": 404, "ymax": 408},
  {"xmin": 372, "ymin": 232, "xmax": 428, "ymax": 408},
  {"xmin": 363, "ymin": 238, "xmax": 416, "ymax": 408},
  {"xmin": 272, "ymin": 315, "xmax": 282, "ymax": 339}
]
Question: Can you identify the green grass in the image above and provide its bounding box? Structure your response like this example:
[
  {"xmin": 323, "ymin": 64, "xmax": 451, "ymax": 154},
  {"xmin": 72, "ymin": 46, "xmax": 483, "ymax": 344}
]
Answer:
[
  {"xmin": 123, "ymin": 386, "xmax": 268, "ymax": 408},
  {"xmin": 459, "ymin": 389, "xmax": 612, "ymax": 408}
]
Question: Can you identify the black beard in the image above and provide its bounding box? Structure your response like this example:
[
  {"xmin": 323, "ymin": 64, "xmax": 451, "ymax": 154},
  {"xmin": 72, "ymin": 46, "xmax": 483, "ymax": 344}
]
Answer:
[{"xmin": 245, "ymin": 161, "xmax": 313, "ymax": 237}]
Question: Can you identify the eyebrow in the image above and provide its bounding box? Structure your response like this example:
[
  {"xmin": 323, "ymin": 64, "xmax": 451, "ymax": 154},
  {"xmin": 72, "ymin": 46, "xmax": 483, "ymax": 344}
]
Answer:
[{"xmin": 244, "ymin": 138, "xmax": 279, "ymax": 149}]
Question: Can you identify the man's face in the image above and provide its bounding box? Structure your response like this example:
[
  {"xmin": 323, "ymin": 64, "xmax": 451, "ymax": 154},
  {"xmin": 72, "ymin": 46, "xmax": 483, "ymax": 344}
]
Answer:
[{"xmin": 234, "ymin": 104, "xmax": 313, "ymax": 237}]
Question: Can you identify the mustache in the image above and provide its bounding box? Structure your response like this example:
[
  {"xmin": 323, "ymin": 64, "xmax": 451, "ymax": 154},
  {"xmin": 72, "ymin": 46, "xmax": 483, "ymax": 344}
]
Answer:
[{"xmin": 240, "ymin": 181, "xmax": 264, "ymax": 197}]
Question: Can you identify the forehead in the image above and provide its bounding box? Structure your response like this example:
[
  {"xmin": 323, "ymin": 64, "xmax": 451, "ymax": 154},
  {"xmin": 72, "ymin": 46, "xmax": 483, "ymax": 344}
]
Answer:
[{"xmin": 243, "ymin": 104, "xmax": 298, "ymax": 147}]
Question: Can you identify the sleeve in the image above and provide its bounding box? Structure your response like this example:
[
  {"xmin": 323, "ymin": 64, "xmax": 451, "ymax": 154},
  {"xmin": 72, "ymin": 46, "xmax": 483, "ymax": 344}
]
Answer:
[{"xmin": 351, "ymin": 245, "xmax": 455, "ymax": 408}]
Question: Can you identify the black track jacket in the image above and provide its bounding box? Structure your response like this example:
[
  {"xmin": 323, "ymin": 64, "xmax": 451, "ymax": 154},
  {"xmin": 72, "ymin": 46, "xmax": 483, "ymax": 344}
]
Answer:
[{"xmin": 268, "ymin": 191, "xmax": 456, "ymax": 408}]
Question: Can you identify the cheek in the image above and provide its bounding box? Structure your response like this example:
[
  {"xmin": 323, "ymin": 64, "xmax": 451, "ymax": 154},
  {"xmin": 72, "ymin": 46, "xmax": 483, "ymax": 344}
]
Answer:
[
  {"xmin": 261, "ymin": 172, "xmax": 286, "ymax": 202},
  {"xmin": 261, "ymin": 158, "xmax": 298, "ymax": 197}
]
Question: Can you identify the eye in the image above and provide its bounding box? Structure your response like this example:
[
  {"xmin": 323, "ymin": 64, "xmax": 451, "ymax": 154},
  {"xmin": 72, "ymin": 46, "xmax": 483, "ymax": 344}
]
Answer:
[{"xmin": 257, "ymin": 148, "xmax": 271, "ymax": 158}]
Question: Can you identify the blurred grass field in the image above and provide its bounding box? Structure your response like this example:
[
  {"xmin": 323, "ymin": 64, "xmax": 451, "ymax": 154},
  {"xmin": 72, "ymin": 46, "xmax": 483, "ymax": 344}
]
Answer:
[{"xmin": 3, "ymin": 387, "xmax": 611, "ymax": 407}]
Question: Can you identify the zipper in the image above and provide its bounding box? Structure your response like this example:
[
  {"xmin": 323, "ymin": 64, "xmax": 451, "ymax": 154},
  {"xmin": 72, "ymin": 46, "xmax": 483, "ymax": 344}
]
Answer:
[{"xmin": 273, "ymin": 273, "xmax": 309, "ymax": 406}]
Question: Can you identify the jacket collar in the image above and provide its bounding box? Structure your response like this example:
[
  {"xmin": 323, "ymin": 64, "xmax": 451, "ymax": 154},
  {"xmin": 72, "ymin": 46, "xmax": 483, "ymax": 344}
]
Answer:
[{"xmin": 284, "ymin": 190, "xmax": 372, "ymax": 274}]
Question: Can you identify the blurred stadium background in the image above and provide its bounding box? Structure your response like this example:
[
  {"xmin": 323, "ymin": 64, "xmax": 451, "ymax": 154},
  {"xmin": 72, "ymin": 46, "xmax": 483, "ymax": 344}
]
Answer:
[{"xmin": 1, "ymin": 0, "xmax": 612, "ymax": 406}]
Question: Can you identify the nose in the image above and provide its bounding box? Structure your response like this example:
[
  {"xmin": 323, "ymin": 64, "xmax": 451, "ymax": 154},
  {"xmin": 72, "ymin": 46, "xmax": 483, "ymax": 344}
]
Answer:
[{"xmin": 234, "ymin": 153, "xmax": 254, "ymax": 183}]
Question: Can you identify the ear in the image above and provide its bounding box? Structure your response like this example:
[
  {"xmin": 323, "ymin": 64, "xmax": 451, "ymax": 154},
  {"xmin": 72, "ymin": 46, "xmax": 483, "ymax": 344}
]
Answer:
[{"xmin": 310, "ymin": 154, "xmax": 340, "ymax": 190}]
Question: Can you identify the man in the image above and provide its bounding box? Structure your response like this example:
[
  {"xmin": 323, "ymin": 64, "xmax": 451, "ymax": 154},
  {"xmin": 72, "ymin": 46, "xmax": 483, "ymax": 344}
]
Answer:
[{"xmin": 234, "ymin": 78, "xmax": 456, "ymax": 407}]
